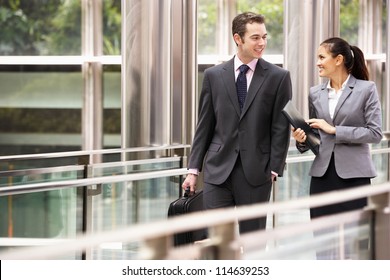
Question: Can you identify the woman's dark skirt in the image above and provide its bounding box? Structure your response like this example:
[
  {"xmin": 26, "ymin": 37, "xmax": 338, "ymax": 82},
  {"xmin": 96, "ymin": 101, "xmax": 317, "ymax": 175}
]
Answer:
[{"xmin": 310, "ymin": 154, "xmax": 370, "ymax": 219}]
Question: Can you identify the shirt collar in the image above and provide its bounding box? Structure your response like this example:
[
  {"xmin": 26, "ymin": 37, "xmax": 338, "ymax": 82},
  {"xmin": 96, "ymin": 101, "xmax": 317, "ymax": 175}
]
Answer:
[
  {"xmin": 326, "ymin": 74, "xmax": 351, "ymax": 90},
  {"xmin": 234, "ymin": 55, "xmax": 258, "ymax": 72}
]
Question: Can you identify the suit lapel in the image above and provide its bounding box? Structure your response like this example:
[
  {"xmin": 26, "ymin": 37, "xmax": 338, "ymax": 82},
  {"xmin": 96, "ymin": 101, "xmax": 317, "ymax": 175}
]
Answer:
[
  {"xmin": 221, "ymin": 58, "xmax": 241, "ymax": 117},
  {"xmin": 241, "ymin": 59, "xmax": 266, "ymax": 117},
  {"xmin": 332, "ymin": 76, "xmax": 356, "ymax": 121},
  {"xmin": 319, "ymin": 83, "xmax": 332, "ymax": 123}
]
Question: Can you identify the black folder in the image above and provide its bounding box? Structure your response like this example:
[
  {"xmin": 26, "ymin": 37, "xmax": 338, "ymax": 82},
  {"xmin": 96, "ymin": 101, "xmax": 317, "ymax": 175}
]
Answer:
[{"xmin": 282, "ymin": 100, "xmax": 320, "ymax": 155}]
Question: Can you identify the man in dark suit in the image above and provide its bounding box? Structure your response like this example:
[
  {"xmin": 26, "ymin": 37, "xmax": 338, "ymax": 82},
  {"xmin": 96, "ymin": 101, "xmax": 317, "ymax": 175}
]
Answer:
[{"xmin": 182, "ymin": 12, "xmax": 292, "ymax": 233}]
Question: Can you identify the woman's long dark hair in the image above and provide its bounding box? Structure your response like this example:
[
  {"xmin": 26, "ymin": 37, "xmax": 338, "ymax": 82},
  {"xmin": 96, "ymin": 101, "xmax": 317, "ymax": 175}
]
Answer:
[{"xmin": 320, "ymin": 37, "xmax": 369, "ymax": 81}]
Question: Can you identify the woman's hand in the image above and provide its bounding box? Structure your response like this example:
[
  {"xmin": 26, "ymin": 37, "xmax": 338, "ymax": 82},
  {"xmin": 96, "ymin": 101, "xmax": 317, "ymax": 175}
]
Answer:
[
  {"xmin": 292, "ymin": 127, "xmax": 306, "ymax": 143},
  {"xmin": 307, "ymin": 118, "xmax": 336, "ymax": 135}
]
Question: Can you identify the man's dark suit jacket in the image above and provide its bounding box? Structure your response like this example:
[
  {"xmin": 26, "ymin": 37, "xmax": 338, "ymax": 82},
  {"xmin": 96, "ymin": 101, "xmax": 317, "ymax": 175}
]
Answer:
[{"xmin": 188, "ymin": 57, "xmax": 292, "ymax": 186}]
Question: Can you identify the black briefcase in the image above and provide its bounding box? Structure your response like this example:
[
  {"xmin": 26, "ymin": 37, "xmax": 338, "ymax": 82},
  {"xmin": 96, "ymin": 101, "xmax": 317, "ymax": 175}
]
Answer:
[{"xmin": 167, "ymin": 189, "xmax": 207, "ymax": 246}]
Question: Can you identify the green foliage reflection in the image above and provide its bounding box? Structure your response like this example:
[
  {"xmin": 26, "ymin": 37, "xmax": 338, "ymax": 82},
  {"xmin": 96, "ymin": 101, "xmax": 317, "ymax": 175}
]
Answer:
[{"xmin": 0, "ymin": 0, "xmax": 121, "ymax": 55}]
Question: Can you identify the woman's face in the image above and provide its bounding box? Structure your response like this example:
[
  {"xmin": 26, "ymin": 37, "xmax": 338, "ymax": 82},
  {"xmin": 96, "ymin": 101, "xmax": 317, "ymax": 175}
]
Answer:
[{"xmin": 316, "ymin": 45, "xmax": 339, "ymax": 78}]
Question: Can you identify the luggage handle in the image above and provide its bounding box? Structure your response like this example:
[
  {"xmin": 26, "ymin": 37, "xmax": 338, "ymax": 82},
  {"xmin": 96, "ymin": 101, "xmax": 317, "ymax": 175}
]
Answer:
[
  {"xmin": 184, "ymin": 187, "xmax": 199, "ymax": 197},
  {"xmin": 184, "ymin": 187, "xmax": 191, "ymax": 197}
]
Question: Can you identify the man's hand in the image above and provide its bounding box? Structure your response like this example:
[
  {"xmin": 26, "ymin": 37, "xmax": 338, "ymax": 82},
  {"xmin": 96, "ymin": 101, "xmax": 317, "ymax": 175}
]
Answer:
[{"xmin": 181, "ymin": 173, "xmax": 198, "ymax": 195}]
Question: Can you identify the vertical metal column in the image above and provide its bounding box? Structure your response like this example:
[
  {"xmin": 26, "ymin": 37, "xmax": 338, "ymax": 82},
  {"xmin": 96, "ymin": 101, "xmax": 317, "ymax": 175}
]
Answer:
[
  {"xmin": 370, "ymin": 192, "xmax": 390, "ymax": 259},
  {"xmin": 217, "ymin": 0, "xmax": 236, "ymax": 57},
  {"xmin": 284, "ymin": 0, "xmax": 339, "ymax": 115},
  {"xmin": 81, "ymin": 0, "xmax": 103, "ymax": 259},
  {"xmin": 359, "ymin": 1, "xmax": 384, "ymax": 114},
  {"xmin": 180, "ymin": 0, "xmax": 198, "ymax": 147},
  {"xmin": 82, "ymin": 0, "xmax": 103, "ymax": 157},
  {"xmin": 383, "ymin": 0, "xmax": 390, "ymax": 132},
  {"xmin": 359, "ymin": 0, "xmax": 382, "ymax": 53},
  {"xmin": 122, "ymin": 0, "xmax": 197, "ymax": 155}
]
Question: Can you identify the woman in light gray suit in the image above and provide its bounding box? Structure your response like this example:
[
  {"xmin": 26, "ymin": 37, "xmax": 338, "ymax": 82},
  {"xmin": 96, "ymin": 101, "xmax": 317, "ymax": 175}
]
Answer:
[{"xmin": 293, "ymin": 37, "xmax": 383, "ymax": 218}]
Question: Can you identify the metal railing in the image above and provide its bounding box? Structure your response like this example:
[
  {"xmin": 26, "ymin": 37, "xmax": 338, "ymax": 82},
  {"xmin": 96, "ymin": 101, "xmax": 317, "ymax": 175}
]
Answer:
[
  {"xmin": 0, "ymin": 140, "xmax": 389, "ymax": 260},
  {"xmin": 0, "ymin": 180, "xmax": 389, "ymax": 260},
  {"xmin": 0, "ymin": 144, "xmax": 191, "ymax": 260}
]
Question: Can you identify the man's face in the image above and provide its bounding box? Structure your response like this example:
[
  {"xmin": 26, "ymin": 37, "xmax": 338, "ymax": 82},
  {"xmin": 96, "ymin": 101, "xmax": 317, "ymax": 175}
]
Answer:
[{"xmin": 235, "ymin": 22, "xmax": 267, "ymax": 63}]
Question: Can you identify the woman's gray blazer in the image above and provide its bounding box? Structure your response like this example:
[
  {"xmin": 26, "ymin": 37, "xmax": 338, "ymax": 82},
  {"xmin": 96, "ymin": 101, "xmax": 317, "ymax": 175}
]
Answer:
[{"xmin": 299, "ymin": 75, "xmax": 383, "ymax": 179}]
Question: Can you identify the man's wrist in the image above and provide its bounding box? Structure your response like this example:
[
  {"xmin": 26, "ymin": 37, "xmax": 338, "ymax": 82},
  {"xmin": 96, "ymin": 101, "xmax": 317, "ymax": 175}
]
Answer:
[{"xmin": 188, "ymin": 168, "xmax": 199, "ymax": 176}]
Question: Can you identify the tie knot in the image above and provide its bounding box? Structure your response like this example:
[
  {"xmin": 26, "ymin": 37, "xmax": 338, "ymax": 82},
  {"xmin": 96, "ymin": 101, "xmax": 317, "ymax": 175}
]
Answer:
[{"xmin": 239, "ymin": 64, "xmax": 250, "ymax": 74}]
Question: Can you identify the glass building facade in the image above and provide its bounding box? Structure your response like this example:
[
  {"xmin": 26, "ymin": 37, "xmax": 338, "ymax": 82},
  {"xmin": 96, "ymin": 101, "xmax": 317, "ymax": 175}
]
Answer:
[{"xmin": 1, "ymin": 0, "xmax": 388, "ymax": 156}]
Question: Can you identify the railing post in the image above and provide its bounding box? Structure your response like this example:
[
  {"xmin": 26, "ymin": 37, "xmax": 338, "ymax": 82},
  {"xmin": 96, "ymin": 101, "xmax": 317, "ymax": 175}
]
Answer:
[
  {"xmin": 141, "ymin": 236, "xmax": 171, "ymax": 259},
  {"xmin": 209, "ymin": 222, "xmax": 240, "ymax": 259},
  {"xmin": 78, "ymin": 154, "xmax": 100, "ymax": 260},
  {"xmin": 77, "ymin": 155, "xmax": 90, "ymax": 260},
  {"xmin": 370, "ymin": 192, "xmax": 390, "ymax": 259}
]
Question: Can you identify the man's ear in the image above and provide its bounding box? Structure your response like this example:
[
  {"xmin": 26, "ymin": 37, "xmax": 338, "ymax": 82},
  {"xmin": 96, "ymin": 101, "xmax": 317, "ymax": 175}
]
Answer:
[{"xmin": 233, "ymin": 33, "xmax": 242, "ymax": 45}]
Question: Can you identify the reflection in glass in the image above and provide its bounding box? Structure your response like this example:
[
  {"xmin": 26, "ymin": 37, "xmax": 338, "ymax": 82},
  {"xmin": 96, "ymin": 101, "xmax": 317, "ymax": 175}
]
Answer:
[
  {"xmin": 103, "ymin": 0, "xmax": 121, "ymax": 55},
  {"xmin": 0, "ymin": 0, "xmax": 81, "ymax": 55},
  {"xmin": 103, "ymin": 65, "xmax": 121, "ymax": 148},
  {"xmin": 0, "ymin": 65, "xmax": 83, "ymax": 155}
]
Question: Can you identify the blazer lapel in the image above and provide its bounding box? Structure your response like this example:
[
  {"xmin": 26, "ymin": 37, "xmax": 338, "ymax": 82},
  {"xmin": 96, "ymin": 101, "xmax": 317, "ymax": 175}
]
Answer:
[
  {"xmin": 319, "ymin": 83, "xmax": 333, "ymax": 123},
  {"xmin": 221, "ymin": 58, "xmax": 241, "ymax": 117},
  {"xmin": 241, "ymin": 59, "xmax": 266, "ymax": 117},
  {"xmin": 332, "ymin": 76, "xmax": 356, "ymax": 121}
]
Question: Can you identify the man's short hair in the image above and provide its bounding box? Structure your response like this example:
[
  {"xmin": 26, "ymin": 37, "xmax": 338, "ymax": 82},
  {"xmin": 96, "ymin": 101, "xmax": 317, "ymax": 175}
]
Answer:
[{"xmin": 232, "ymin": 12, "xmax": 265, "ymax": 39}]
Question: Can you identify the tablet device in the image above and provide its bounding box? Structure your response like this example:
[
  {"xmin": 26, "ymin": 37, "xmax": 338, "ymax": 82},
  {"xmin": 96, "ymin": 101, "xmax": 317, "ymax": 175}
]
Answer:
[{"xmin": 282, "ymin": 100, "xmax": 320, "ymax": 155}]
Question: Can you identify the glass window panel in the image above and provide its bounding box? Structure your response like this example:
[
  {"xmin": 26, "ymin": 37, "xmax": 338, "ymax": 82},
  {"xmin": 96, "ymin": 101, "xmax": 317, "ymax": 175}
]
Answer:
[
  {"xmin": 0, "ymin": 187, "xmax": 83, "ymax": 260},
  {"xmin": 103, "ymin": 65, "xmax": 121, "ymax": 148},
  {"xmin": 198, "ymin": 0, "xmax": 284, "ymax": 55},
  {"xmin": 340, "ymin": 0, "xmax": 387, "ymax": 53},
  {"xmin": 92, "ymin": 175, "xmax": 181, "ymax": 234},
  {"xmin": 198, "ymin": 0, "xmax": 218, "ymax": 55},
  {"xmin": 0, "ymin": 65, "xmax": 83, "ymax": 155},
  {"xmin": 103, "ymin": 0, "xmax": 121, "ymax": 55},
  {"xmin": 0, "ymin": 0, "xmax": 81, "ymax": 55},
  {"xmin": 381, "ymin": 0, "xmax": 387, "ymax": 53},
  {"xmin": 340, "ymin": 0, "xmax": 360, "ymax": 45},
  {"xmin": 237, "ymin": 0, "xmax": 284, "ymax": 54}
]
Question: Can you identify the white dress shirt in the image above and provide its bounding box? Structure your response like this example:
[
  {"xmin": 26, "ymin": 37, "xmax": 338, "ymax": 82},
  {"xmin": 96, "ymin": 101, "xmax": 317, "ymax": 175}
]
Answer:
[{"xmin": 328, "ymin": 75, "xmax": 350, "ymax": 119}]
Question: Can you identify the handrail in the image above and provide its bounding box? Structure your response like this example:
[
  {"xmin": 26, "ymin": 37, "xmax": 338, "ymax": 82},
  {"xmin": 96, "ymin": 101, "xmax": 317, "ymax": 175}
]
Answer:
[
  {"xmin": 240, "ymin": 208, "xmax": 372, "ymax": 249},
  {"xmin": 0, "ymin": 168, "xmax": 188, "ymax": 196},
  {"xmin": 285, "ymin": 142, "xmax": 390, "ymax": 163},
  {"xmin": 241, "ymin": 210, "xmax": 372, "ymax": 260},
  {"xmin": 0, "ymin": 181, "xmax": 389, "ymax": 260},
  {"xmin": 90, "ymin": 156, "xmax": 181, "ymax": 169},
  {"xmin": 0, "ymin": 140, "xmax": 389, "ymax": 259},
  {"xmin": 0, "ymin": 138, "xmax": 386, "ymax": 167},
  {"xmin": 1, "ymin": 142, "xmax": 388, "ymax": 179},
  {"xmin": 0, "ymin": 135, "xmax": 387, "ymax": 162},
  {"xmin": 0, "ymin": 165, "xmax": 85, "ymax": 178},
  {"xmin": 0, "ymin": 144, "xmax": 190, "ymax": 161},
  {"xmin": 1, "ymin": 140, "xmax": 389, "ymax": 195},
  {"xmin": 0, "ymin": 157, "xmax": 181, "ymax": 178}
]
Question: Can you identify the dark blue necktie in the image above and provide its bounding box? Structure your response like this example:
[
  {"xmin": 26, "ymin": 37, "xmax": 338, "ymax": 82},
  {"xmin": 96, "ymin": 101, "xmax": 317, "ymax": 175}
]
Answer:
[{"xmin": 236, "ymin": 64, "xmax": 250, "ymax": 112}]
